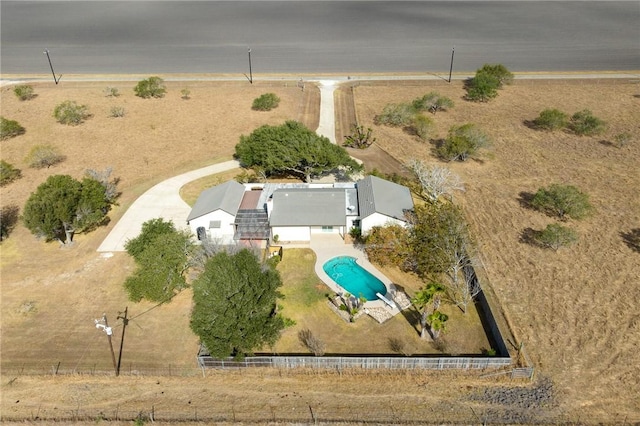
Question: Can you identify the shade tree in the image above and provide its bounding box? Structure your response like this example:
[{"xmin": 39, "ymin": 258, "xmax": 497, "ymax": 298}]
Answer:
[
  {"xmin": 22, "ymin": 174, "xmax": 114, "ymax": 244},
  {"xmin": 190, "ymin": 249, "xmax": 288, "ymax": 359},
  {"xmin": 235, "ymin": 120, "xmax": 361, "ymax": 183},
  {"xmin": 124, "ymin": 221, "xmax": 195, "ymax": 303}
]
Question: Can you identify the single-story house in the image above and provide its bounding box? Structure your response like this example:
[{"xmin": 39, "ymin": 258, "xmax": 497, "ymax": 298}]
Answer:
[{"xmin": 186, "ymin": 175, "xmax": 414, "ymax": 243}]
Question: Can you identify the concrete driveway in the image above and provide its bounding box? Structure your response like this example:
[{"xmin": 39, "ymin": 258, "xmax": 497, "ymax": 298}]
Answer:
[{"xmin": 97, "ymin": 160, "xmax": 239, "ymax": 252}]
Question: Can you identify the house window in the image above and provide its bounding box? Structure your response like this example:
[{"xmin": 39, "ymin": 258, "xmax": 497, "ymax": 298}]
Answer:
[
  {"xmin": 321, "ymin": 226, "xmax": 333, "ymax": 232},
  {"xmin": 209, "ymin": 220, "xmax": 221, "ymax": 229}
]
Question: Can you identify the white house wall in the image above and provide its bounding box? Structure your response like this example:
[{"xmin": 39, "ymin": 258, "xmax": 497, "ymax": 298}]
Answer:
[
  {"xmin": 272, "ymin": 226, "xmax": 311, "ymax": 242},
  {"xmin": 361, "ymin": 213, "xmax": 407, "ymax": 235},
  {"xmin": 188, "ymin": 210, "xmax": 236, "ymax": 243}
]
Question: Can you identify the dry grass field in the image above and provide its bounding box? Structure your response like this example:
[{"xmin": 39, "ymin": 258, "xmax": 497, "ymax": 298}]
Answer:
[{"xmin": 1, "ymin": 77, "xmax": 639, "ymax": 424}]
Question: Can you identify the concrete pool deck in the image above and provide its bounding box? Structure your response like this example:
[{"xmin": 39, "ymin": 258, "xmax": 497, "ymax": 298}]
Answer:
[{"xmin": 307, "ymin": 234, "xmax": 409, "ymax": 318}]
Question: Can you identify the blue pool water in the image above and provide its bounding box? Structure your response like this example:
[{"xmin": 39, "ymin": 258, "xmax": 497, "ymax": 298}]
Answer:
[{"xmin": 322, "ymin": 256, "xmax": 387, "ymax": 301}]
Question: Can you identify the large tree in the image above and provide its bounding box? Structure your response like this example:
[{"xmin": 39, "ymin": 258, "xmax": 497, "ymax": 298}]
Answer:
[
  {"xmin": 235, "ymin": 121, "xmax": 361, "ymax": 182},
  {"xmin": 124, "ymin": 218, "xmax": 194, "ymax": 303},
  {"xmin": 190, "ymin": 249, "xmax": 287, "ymax": 359},
  {"xmin": 409, "ymin": 203, "xmax": 479, "ymax": 313},
  {"xmin": 23, "ymin": 175, "xmax": 112, "ymax": 244}
]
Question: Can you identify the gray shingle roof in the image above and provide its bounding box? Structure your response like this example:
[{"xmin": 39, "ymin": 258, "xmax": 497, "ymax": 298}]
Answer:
[
  {"xmin": 186, "ymin": 180, "xmax": 245, "ymax": 222},
  {"xmin": 357, "ymin": 175, "xmax": 413, "ymax": 220},
  {"xmin": 269, "ymin": 188, "xmax": 346, "ymax": 226}
]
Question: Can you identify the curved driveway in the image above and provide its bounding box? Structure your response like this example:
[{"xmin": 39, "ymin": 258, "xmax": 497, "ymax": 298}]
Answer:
[{"xmin": 97, "ymin": 161, "xmax": 239, "ymax": 252}]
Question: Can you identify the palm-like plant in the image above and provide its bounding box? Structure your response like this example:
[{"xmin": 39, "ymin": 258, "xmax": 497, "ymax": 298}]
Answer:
[
  {"xmin": 427, "ymin": 310, "xmax": 449, "ymax": 340},
  {"xmin": 412, "ymin": 282, "xmax": 445, "ymax": 339}
]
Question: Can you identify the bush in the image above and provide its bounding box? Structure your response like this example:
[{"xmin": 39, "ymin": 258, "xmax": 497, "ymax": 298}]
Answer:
[
  {"xmin": 252, "ymin": 93, "xmax": 280, "ymax": 111},
  {"xmin": 25, "ymin": 145, "xmax": 65, "ymax": 169},
  {"xmin": 374, "ymin": 103, "xmax": 416, "ymax": 127},
  {"xmin": 0, "ymin": 160, "xmax": 22, "ymax": 186},
  {"xmin": 343, "ymin": 124, "xmax": 376, "ymax": 149},
  {"xmin": 298, "ymin": 328, "xmax": 325, "ymax": 356},
  {"xmin": 569, "ymin": 109, "xmax": 606, "ymax": 136},
  {"xmin": 531, "ymin": 184, "xmax": 593, "ymax": 220},
  {"xmin": 181, "ymin": 88, "xmax": 191, "ymax": 100},
  {"xmin": 477, "ymin": 64, "xmax": 514, "ymax": 87},
  {"xmin": 465, "ymin": 72, "xmax": 500, "ymax": 102},
  {"xmin": 110, "ymin": 106, "xmax": 125, "ymax": 118},
  {"xmin": 134, "ymin": 76, "xmax": 166, "ymax": 99},
  {"xmin": 613, "ymin": 132, "xmax": 631, "ymax": 148},
  {"xmin": 104, "ymin": 87, "xmax": 119, "ymax": 97},
  {"xmin": 13, "ymin": 85, "xmax": 35, "ymax": 101},
  {"xmin": 534, "ymin": 223, "xmax": 578, "ymax": 250},
  {"xmin": 53, "ymin": 100, "xmax": 91, "ymax": 125},
  {"xmin": 0, "ymin": 116, "xmax": 26, "ymax": 140},
  {"xmin": 411, "ymin": 114, "xmax": 434, "ymax": 141},
  {"xmin": 412, "ymin": 92, "xmax": 454, "ymax": 114},
  {"xmin": 533, "ymin": 108, "xmax": 569, "ymax": 131},
  {"xmin": 437, "ymin": 123, "xmax": 491, "ymax": 161}
]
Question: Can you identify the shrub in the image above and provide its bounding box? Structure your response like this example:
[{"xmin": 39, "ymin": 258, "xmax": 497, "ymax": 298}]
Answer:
[
  {"xmin": 0, "ymin": 116, "xmax": 26, "ymax": 140},
  {"xmin": 613, "ymin": 132, "xmax": 631, "ymax": 148},
  {"xmin": 531, "ymin": 184, "xmax": 593, "ymax": 220},
  {"xmin": 411, "ymin": 114, "xmax": 434, "ymax": 141},
  {"xmin": 533, "ymin": 108, "xmax": 569, "ymax": 131},
  {"xmin": 477, "ymin": 64, "xmax": 514, "ymax": 87},
  {"xmin": 465, "ymin": 64, "xmax": 512, "ymax": 102},
  {"xmin": 412, "ymin": 92, "xmax": 454, "ymax": 114},
  {"xmin": 134, "ymin": 76, "xmax": 166, "ymax": 99},
  {"xmin": 252, "ymin": 93, "xmax": 280, "ymax": 111},
  {"xmin": 53, "ymin": 100, "xmax": 90, "ymax": 125},
  {"xmin": 298, "ymin": 328, "xmax": 325, "ymax": 356},
  {"xmin": 534, "ymin": 223, "xmax": 578, "ymax": 250},
  {"xmin": 110, "ymin": 106, "xmax": 125, "ymax": 118},
  {"xmin": 343, "ymin": 124, "xmax": 376, "ymax": 149},
  {"xmin": 25, "ymin": 145, "xmax": 65, "ymax": 169},
  {"xmin": 0, "ymin": 160, "xmax": 22, "ymax": 186},
  {"xmin": 13, "ymin": 85, "xmax": 35, "ymax": 101},
  {"xmin": 569, "ymin": 109, "xmax": 606, "ymax": 136},
  {"xmin": 181, "ymin": 88, "xmax": 191, "ymax": 100},
  {"xmin": 104, "ymin": 87, "xmax": 119, "ymax": 97},
  {"xmin": 374, "ymin": 103, "xmax": 415, "ymax": 127},
  {"xmin": 437, "ymin": 123, "xmax": 491, "ymax": 161}
]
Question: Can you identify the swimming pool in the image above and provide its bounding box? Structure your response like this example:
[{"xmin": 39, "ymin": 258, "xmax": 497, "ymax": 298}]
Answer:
[{"xmin": 322, "ymin": 256, "xmax": 387, "ymax": 301}]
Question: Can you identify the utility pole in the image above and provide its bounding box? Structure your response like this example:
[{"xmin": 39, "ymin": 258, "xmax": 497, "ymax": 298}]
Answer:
[
  {"xmin": 95, "ymin": 314, "xmax": 117, "ymax": 374},
  {"xmin": 43, "ymin": 49, "xmax": 61, "ymax": 84},
  {"xmin": 116, "ymin": 307, "xmax": 129, "ymax": 377},
  {"xmin": 248, "ymin": 48, "xmax": 253, "ymax": 84},
  {"xmin": 448, "ymin": 46, "xmax": 455, "ymax": 83}
]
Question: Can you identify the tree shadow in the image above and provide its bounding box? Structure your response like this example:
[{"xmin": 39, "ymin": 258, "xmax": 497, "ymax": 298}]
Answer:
[
  {"xmin": 598, "ymin": 139, "xmax": 615, "ymax": 147},
  {"xmin": 620, "ymin": 228, "xmax": 640, "ymax": 253},
  {"xmin": 400, "ymin": 305, "xmax": 422, "ymax": 336},
  {"xmin": 522, "ymin": 119, "xmax": 541, "ymax": 130},
  {"xmin": 519, "ymin": 227, "xmax": 543, "ymax": 247},
  {"xmin": 517, "ymin": 191, "xmax": 536, "ymax": 210}
]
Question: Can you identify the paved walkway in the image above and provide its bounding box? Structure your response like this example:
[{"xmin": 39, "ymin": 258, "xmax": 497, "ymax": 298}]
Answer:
[
  {"xmin": 316, "ymin": 80, "xmax": 337, "ymax": 143},
  {"xmin": 97, "ymin": 160, "xmax": 239, "ymax": 252}
]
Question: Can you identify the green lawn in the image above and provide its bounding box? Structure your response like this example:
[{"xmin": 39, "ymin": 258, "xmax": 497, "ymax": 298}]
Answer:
[{"xmin": 271, "ymin": 248, "xmax": 492, "ymax": 356}]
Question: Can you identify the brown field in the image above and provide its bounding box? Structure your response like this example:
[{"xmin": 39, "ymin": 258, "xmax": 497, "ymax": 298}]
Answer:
[{"xmin": 1, "ymin": 77, "xmax": 639, "ymax": 424}]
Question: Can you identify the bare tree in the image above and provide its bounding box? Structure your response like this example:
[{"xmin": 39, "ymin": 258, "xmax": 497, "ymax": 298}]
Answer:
[
  {"xmin": 85, "ymin": 167, "xmax": 120, "ymax": 204},
  {"xmin": 298, "ymin": 328, "xmax": 325, "ymax": 356},
  {"xmin": 407, "ymin": 159, "xmax": 465, "ymax": 203}
]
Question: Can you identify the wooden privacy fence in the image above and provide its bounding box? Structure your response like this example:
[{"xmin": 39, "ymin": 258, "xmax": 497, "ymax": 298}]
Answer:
[{"xmin": 198, "ymin": 355, "xmax": 512, "ymax": 370}]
